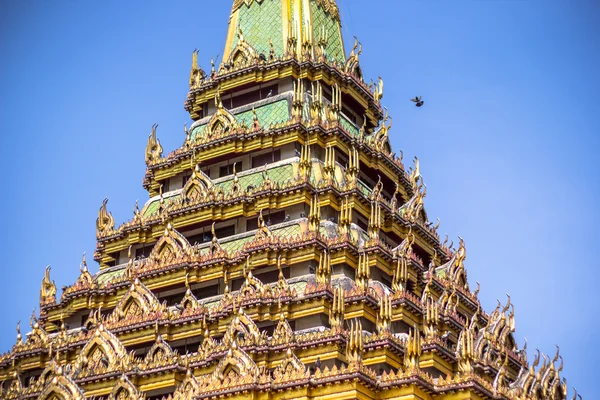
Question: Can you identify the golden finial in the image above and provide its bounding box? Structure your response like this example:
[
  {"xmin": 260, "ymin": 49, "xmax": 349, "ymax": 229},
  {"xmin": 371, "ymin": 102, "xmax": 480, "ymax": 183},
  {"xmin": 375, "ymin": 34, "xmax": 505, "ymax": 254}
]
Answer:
[
  {"xmin": 185, "ymin": 273, "xmax": 190, "ymax": 292},
  {"xmin": 80, "ymin": 251, "xmax": 87, "ymax": 273},
  {"xmin": 16, "ymin": 320, "xmax": 21, "ymax": 343}
]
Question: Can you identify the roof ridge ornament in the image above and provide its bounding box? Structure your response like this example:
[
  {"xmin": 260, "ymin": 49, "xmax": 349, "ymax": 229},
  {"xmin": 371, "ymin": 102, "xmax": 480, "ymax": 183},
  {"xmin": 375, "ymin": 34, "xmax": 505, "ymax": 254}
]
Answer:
[
  {"xmin": 96, "ymin": 197, "xmax": 115, "ymax": 237},
  {"xmin": 145, "ymin": 123, "xmax": 163, "ymax": 164}
]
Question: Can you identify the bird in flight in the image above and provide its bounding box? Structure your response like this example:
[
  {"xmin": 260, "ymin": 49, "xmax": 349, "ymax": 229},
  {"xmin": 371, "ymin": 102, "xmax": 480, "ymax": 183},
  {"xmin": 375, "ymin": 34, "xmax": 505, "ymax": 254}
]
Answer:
[{"xmin": 410, "ymin": 96, "xmax": 424, "ymax": 107}]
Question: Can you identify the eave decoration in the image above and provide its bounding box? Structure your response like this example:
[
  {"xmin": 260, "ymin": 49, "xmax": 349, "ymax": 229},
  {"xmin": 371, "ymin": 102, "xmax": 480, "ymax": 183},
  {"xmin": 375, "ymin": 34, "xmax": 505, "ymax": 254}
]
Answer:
[
  {"xmin": 108, "ymin": 374, "xmax": 145, "ymax": 400},
  {"xmin": 228, "ymin": 27, "xmax": 259, "ymax": 68},
  {"xmin": 206, "ymin": 90, "xmax": 238, "ymax": 137},
  {"xmin": 72, "ymin": 324, "xmax": 129, "ymax": 378},
  {"xmin": 110, "ymin": 278, "xmax": 161, "ymax": 321},
  {"xmin": 145, "ymin": 123, "xmax": 163, "ymax": 164},
  {"xmin": 40, "ymin": 265, "xmax": 57, "ymax": 306},
  {"xmin": 149, "ymin": 223, "xmax": 193, "ymax": 264},
  {"xmin": 37, "ymin": 360, "xmax": 86, "ymax": 400},
  {"xmin": 96, "ymin": 197, "xmax": 115, "ymax": 237}
]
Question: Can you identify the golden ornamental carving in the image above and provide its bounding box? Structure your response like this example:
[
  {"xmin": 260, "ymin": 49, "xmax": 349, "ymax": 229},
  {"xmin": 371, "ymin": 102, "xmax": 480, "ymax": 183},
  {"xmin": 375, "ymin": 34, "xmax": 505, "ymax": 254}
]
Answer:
[
  {"xmin": 149, "ymin": 223, "xmax": 192, "ymax": 264},
  {"xmin": 36, "ymin": 361, "xmax": 85, "ymax": 400},
  {"xmin": 110, "ymin": 278, "xmax": 161, "ymax": 322},
  {"xmin": 228, "ymin": 26, "xmax": 259, "ymax": 68},
  {"xmin": 272, "ymin": 312, "xmax": 295, "ymax": 345},
  {"xmin": 40, "ymin": 265, "xmax": 56, "ymax": 305},
  {"xmin": 211, "ymin": 340, "xmax": 258, "ymax": 383},
  {"xmin": 109, "ymin": 374, "xmax": 145, "ymax": 400},
  {"xmin": 346, "ymin": 319, "xmax": 364, "ymax": 366},
  {"xmin": 273, "ymin": 348, "xmax": 308, "ymax": 383},
  {"xmin": 206, "ymin": 90, "xmax": 238, "ymax": 138},
  {"xmin": 96, "ymin": 197, "xmax": 115, "ymax": 237},
  {"xmin": 73, "ymin": 324, "xmax": 129, "ymax": 379},
  {"xmin": 182, "ymin": 164, "xmax": 214, "ymax": 203},
  {"xmin": 344, "ymin": 37, "xmax": 363, "ymax": 80},
  {"xmin": 223, "ymin": 304, "xmax": 262, "ymax": 346},
  {"xmin": 145, "ymin": 123, "xmax": 163, "ymax": 164}
]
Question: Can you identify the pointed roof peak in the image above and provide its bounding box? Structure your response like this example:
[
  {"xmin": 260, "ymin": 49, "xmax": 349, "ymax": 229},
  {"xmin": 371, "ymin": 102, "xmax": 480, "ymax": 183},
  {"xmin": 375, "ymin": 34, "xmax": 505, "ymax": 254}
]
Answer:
[{"xmin": 224, "ymin": 0, "xmax": 346, "ymax": 66}]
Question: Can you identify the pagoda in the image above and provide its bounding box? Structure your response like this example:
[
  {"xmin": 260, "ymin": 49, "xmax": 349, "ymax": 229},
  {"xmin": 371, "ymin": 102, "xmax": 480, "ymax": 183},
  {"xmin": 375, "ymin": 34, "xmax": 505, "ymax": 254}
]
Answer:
[{"xmin": 0, "ymin": 1, "xmax": 572, "ymax": 399}]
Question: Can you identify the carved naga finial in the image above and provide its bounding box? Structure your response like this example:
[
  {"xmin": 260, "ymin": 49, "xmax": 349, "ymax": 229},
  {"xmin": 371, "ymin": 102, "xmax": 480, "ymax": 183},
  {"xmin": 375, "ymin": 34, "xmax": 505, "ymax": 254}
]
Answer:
[
  {"xmin": 80, "ymin": 251, "xmax": 87, "ymax": 273},
  {"xmin": 145, "ymin": 123, "xmax": 163, "ymax": 164},
  {"xmin": 96, "ymin": 197, "xmax": 115, "ymax": 237},
  {"xmin": 40, "ymin": 265, "xmax": 56, "ymax": 304}
]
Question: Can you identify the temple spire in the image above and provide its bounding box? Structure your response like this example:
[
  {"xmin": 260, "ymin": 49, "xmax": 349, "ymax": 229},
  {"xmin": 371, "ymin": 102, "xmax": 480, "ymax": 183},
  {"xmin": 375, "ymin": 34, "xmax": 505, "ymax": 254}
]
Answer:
[{"xmin": 224, "ymin": 0, "xmax": 345, "ymax": 67}]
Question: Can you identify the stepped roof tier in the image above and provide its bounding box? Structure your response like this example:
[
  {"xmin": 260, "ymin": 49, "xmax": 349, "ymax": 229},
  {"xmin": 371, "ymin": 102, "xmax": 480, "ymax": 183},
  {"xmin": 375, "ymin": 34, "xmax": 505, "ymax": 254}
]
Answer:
[{"xmin": 0, "ymin": 1, "xmax": 571, "ymax": 399}]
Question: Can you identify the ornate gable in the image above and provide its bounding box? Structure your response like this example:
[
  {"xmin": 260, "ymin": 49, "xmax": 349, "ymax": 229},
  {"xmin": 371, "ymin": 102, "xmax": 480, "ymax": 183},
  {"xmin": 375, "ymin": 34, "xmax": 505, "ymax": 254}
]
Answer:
[
  {"xmin": 37, "ymin": 361, "xmax": 85, "ymax": 400},
  {"xmin": 206, "ymin": 91, "xmax": 238, "ymax": 138},
  {"xmin": 73, "ymin": 324, "xmax": 128, "ymax": 378},
  {"xmin": 111, "ymin": 278, "xmax": 161, "ymax": 321},
  {"xmin": 108, "ymin": 374, "xmax": 144, "ymax": 400},
  {"xmin": 149, "ymin": 223, "xmax": 192, "ymax": 264},
  {"xmin": 182, "ymin": 164, "xmax": 214, "ymax": 202},
  {"xmin": 223, "ymin": 305, "xmax": 262, "ymax": 345},
  {"xmin": 273, "ymin": 348, "xmax": 308, "ymax": 383},
  {"xmin": 213, "ymin": 341, "xmax": 258, "ymax": 381}
]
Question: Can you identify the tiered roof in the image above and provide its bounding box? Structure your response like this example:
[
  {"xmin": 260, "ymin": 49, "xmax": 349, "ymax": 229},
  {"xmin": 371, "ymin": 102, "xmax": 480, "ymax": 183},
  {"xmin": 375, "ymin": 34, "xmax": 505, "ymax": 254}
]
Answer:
[{"xmin": 0, "ymin": 1, "xmax": 571, "ymax": 399}]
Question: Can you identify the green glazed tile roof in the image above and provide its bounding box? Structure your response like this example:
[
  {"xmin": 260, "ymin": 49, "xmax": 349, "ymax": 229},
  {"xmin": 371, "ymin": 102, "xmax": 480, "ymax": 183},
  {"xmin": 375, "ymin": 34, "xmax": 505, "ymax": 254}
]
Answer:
[
  {"xmin": 197, "ymin": 220, "xmax": 303, "ymax": 256},
  {"xmin": 310, "ymin": 0, "xmax": 345, "ymax": 64},
  {"xmin": 142, "ymin": 160, "xmax": 296, "ymax": 218},
  {"xmin": 232, "ymin": 0, "xmax": 284, "ymax": 58},
  {"xmin": 190, "ymin": 98, "xmax": 290, "ymax": 141},
  {"xmin": 339, "ymin": 113, "xmax": 359, "ymax": 137}
]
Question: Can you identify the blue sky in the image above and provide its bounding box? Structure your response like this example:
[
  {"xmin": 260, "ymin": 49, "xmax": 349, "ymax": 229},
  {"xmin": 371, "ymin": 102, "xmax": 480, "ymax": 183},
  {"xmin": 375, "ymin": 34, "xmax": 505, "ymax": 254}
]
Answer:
[{"xmin": 1, "ymin": 0, "xmax": 598, "ymax": 395}]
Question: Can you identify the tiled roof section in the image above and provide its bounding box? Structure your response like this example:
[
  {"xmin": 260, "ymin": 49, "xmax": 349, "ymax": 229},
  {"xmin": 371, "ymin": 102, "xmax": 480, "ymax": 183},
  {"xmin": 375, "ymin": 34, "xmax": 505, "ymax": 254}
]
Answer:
[
  {"xmin": 197, "ymin": 219, "xmax": 303, "ymax": 255},
  {"xmin": 231, "ymin": 0, "xmax": 285, "ymax": 58},
  {"xmin": 190, "ymin": 96, "xmax": 291, "ymax": 141},
  {"xmin": 311, "ymin": 0, "xmax": 345, "ymax": 64},
  {"xmin": 141, "ymin": 159, "xmax": 298, "ymax": 218}
]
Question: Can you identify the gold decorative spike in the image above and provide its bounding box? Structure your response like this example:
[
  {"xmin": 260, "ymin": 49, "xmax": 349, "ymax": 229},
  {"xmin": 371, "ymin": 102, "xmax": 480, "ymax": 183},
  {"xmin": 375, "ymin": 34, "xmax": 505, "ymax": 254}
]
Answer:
[
  {"xmin": 254, "ymin": 209, "xmax": 272, "ymax": 239},
  {"xmin": 346, "ymin": 319, "xmax": 364, "ymax": 366},
  {"xmin": 456, "ymin": 318, "xmax": 475, "ymax": 375},
  {"xmin": 276, "ymin": 255, "xmax": 289, "ymax": 292},
  {"xmin": 316, "ymin": 24, "xmax": 329, "ymax": 61},
  {"xmin": 40, "ymin": 266, "xmax": 56, "ymax": 305},
  {"xmin": 316, "ymin": 249, "xmax": 331, "ymax": 285},
  {"xmin": 377, "ymin": 294, "xmax": 392, "ymax": 334},
  {"xmin": 356, "ymin": 251, "xmax": 370, "ymax": 292},
  {"xmin": 390, "ymin": 182, "xmax": 401, "ymax": 211},
  {"xmin": 345, "ymin": 145, "xmax": 359, "ymax": 186},
  {"xmin": 308, "ymin": 194, "xmax": 321, "ymax": 232},
  {"xmin": 209, "ymin": 222, "xmax": 223, "ymax": 254},
  {"xmin": 15, "ymin": 320, "xmax": 22, "ymax": 344},
  {"xmin": 231, "ymin": 162, "xmax": 241, "ymax": 193},
  {"xmin": 404, "ymin": 325, "xmax": 422, "ymax": 370},
  {"xmin": 344, "ymin": 36, "xmax": 363, "ymax": 80},
  {"xmin": 330, "ymin": 286, "xmax": 345, "ymax": 330},
  {"xmin": 338, "ymin": 195, "xmax": 352, "ymax": 236},
  {"xmin": 310, "ymin": 81, "xmax": 323, "ymax": 121},
  {"xmin": 251, "ymin": 107, "xmax": 260, "ymax": 130},
  {"xmin": 392, "ymin": 230, "xmax": 414, "ymax": 291},
  {"xmin": 189, "ymin": 48, "xmax": 205, "ymax": 88},
  {"xmin": 96, "ymin": 197, "xmax": 115, "ymax": 237},
  {"xmin": 292, "ymin": 78, "xmax": 304, "ymax": 120},
  {"xmin": 299, "ymin": 135, "xmax": 312, "ymax": 179},
  {"xmin": 324, "ymin": 145, "xmax": 336, "ymax": 180},
  {"xmin": 374, "ymin": 76, "xmax": 384, "ymax": 103},
  {"xmin": 145, "ymin": 123, "xmax": 163, "ymax": 164},
  {"xmin": 368, "ymin": 198, "xmax": 381, "ymax": 241}
]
